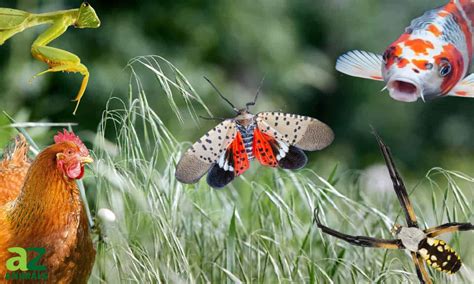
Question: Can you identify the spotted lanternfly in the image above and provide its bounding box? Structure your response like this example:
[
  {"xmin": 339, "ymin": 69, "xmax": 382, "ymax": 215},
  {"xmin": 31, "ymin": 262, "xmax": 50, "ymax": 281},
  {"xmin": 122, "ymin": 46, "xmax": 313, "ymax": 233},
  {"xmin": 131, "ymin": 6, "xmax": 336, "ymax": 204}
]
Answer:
[
  {"xmin": 175, "ymin": 78, "xmax": 334, "ymax": 188},
  {"xmin": 314, "ymin": 132, "xmax": 474, "ymax": 284}
]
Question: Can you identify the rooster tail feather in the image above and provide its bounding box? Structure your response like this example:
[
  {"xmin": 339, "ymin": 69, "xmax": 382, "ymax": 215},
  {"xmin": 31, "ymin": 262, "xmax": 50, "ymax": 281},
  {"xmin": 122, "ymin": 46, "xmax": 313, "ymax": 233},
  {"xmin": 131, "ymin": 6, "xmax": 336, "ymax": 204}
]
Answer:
[{"xmin": 2, "ymin": 134, "xmax": 30, "ymax": 164}]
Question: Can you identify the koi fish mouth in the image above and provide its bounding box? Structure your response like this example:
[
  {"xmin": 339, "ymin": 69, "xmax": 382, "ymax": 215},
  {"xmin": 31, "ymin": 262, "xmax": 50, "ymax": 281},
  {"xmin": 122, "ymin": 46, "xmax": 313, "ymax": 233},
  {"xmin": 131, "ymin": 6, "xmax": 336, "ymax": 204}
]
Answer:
[{"xmin": 387, "ymin": 78, "xmax": 422, "ymax": 102}]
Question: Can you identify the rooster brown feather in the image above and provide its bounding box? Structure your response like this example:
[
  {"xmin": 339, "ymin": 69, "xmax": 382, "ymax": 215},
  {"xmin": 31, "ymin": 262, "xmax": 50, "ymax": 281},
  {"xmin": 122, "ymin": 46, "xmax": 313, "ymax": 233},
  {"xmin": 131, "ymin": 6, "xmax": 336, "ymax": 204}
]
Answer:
[{"xmin": 0, "ymin": 130, "xmax": 95, "ymax": 283}]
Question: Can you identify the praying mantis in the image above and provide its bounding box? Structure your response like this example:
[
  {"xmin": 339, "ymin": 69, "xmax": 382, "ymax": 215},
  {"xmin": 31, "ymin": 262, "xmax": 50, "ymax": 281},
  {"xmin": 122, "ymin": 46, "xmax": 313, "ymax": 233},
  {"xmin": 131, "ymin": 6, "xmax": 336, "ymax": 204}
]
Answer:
[{"xmin": 0, "ymin": 2, "xmax": 100, "ymax": 114}]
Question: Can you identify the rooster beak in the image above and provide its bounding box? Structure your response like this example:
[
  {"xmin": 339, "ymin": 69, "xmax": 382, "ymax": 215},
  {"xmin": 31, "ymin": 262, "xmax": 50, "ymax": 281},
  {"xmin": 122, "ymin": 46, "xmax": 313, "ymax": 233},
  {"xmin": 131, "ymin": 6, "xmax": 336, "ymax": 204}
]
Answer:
[{"xmin": 79, "ymin": 156, "xmax": 94, "ymax": 164}]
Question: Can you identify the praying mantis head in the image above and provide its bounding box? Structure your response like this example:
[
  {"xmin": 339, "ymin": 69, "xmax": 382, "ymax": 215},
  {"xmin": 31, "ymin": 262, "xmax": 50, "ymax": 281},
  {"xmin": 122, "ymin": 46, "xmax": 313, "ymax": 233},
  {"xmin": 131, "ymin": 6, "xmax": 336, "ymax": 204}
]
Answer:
[{"xmin": 75, "ymin": 2, "xmax": 100, "ymax": 29}]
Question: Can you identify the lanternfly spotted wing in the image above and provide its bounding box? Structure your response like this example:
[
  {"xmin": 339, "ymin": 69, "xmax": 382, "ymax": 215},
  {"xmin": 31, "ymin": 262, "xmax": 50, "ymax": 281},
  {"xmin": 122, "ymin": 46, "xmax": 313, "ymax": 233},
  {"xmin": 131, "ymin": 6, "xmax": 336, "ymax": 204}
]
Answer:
[{"xmin": 175, "ymin": 78, "xmax": 334, "ymax": 188}]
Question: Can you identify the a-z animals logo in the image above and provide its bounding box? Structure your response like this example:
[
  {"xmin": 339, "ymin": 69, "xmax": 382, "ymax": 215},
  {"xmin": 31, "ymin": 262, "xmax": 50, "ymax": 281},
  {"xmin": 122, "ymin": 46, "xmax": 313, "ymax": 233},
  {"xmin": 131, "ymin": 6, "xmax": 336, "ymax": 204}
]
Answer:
[{"xmin": 4, "ymin": 247, "xmax": 48, "ymax": 280}]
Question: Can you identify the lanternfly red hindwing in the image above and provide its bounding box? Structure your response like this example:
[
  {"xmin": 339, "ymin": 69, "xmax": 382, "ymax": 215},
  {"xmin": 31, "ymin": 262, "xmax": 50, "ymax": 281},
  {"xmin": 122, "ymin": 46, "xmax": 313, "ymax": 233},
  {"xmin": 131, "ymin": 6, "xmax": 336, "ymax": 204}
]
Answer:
[{"xmin": 176, "ymin": 110, "xmax": 334, "ymax": 188}]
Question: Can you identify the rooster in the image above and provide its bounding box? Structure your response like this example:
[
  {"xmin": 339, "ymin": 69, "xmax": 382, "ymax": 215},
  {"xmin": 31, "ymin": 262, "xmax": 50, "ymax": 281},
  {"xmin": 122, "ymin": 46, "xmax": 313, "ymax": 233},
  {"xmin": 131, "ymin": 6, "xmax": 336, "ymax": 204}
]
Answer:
[{"xmin": 0, "ymin": 130, "xmax": 95, "ymax": 283}]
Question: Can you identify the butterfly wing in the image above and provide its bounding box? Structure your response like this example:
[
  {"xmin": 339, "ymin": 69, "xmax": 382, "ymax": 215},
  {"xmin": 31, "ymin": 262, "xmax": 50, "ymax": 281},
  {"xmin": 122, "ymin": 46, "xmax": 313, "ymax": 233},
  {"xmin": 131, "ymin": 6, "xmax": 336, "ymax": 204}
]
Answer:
[
  {"xmin": 175, "ymin": 120, "xmax": 237, "ymax": 184},
  {"xmin": 207, "ymin": 131, "xmax": 250, "ymax": 188},
  {"xmin": 256, "ymin": 112, "xmax": 334, "ymax": 151}
]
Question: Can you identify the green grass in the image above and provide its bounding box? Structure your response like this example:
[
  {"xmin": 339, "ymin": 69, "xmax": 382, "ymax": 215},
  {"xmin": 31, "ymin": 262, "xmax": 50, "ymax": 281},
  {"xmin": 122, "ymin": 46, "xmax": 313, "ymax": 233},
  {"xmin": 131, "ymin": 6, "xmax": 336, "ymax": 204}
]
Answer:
[{"xmin": 6, "ymin": 56, "xmax": 473, "ymax": 283}]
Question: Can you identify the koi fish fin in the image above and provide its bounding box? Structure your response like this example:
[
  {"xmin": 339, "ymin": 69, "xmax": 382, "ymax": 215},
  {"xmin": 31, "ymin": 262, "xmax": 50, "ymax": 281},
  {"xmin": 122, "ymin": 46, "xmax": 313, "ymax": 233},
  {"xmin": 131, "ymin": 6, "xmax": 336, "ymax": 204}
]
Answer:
[
  {"xmin": 336, "ymin": 50, "xmax": 384, "ymax": 81},
  {"xmin": 448, "ymin": 74, "xmax": 474, "ymax": 98}
]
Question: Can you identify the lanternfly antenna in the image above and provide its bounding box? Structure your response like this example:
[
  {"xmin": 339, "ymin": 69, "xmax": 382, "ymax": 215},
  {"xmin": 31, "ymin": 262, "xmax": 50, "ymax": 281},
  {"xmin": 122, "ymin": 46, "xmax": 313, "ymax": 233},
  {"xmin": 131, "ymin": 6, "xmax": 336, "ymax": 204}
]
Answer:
[
  {"xmin": 246, "ymin": 76, "xmax": 265, "ymax": 111},
  {"xmin": 204, "ymin": 76, "xmax": 239, "ymax": 113}
]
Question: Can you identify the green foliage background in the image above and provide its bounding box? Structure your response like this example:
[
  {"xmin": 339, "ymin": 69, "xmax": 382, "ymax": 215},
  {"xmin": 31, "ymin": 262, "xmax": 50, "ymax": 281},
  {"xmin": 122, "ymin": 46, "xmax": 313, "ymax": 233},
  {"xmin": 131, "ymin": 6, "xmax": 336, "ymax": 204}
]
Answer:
[
  {"xmin": 2, "ymin": 0, "xmax": 472, "ymax": 176},
  {"xmin": 0, "ymin": 0, "xmax": 473, "ymax": 283}
]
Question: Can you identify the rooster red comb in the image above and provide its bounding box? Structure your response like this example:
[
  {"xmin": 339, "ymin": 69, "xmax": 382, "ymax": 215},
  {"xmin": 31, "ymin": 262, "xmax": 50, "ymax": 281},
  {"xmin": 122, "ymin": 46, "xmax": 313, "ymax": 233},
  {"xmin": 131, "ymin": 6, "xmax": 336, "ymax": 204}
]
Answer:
[{"xmin": 54, "ymin": 129, "xmax": 90, "ymax": 156}]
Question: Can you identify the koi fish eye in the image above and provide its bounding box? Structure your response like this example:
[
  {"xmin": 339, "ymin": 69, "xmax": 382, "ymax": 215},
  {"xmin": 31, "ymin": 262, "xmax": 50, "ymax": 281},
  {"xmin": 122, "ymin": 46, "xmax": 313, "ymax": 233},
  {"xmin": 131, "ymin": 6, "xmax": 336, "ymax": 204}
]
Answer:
[{"xmin": 439, "ymin": 61, "xmax": 452, "ymax": 77}]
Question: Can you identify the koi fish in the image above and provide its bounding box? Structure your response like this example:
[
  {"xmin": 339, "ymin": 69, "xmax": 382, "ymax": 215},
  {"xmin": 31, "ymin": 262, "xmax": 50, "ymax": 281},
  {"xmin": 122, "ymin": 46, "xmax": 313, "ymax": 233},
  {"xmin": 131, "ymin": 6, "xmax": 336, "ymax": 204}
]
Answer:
[{"xmin": 336, "ymin": 0, "xmax": 474, "ymax": 102}]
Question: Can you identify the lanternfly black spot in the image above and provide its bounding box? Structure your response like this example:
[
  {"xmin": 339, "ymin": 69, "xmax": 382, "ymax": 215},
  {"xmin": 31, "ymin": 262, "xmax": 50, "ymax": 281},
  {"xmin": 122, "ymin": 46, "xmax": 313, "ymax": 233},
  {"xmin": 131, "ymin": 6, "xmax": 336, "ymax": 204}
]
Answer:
[
  {"xmin": 207, "ymin": 164, "xmax": 235, "ymax": 188},
  {"xmin": 279, "ymin": 146, "xmax": 308, "ymax": 169},
  {"xmin": 286, "ymin": 121, "xmax": 290, "ymax": 126}
]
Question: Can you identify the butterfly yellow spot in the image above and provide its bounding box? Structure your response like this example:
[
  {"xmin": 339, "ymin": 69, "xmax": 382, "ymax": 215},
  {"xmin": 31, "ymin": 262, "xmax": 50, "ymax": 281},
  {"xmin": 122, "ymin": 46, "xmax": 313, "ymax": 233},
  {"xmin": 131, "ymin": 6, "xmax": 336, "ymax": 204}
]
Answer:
[
  {"xmin": 431, "ymin": 255, "xmax": 437, "ymax": 261},
  {"xmin": 447, "ymin": 255, "xmax": 451, "ymax": 261},
  {"xmin": 427, "ymin": 239, "xmax": 435, "ymax": 246},
  {"xmin": 443, "ymin": 262, "xmax": 448, "ymax": 267},
  {"xmin": 437, "ymin": 246, "xmax": 444, "ymax": 252}
]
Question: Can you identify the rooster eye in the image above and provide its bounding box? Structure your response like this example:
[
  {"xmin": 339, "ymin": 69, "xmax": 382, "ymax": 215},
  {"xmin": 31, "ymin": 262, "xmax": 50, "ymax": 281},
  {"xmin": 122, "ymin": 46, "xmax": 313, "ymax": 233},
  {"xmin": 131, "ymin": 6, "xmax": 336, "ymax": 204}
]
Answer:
[
  {"xmin": 439, "ymin": 62, "xmax": 452, "ymax": 77},
  {"xmin": 66, "ymin": 150, "xmax": 73, "ymax": 155}
]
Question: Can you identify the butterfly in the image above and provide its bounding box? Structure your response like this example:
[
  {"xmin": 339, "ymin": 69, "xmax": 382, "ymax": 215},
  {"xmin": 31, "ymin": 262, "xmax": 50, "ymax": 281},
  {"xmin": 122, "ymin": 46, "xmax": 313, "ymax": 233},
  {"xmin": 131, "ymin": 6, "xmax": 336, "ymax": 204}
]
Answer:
[{"xmin": 175, "ymin": 78, "xmax": 335, "ymax": 188}]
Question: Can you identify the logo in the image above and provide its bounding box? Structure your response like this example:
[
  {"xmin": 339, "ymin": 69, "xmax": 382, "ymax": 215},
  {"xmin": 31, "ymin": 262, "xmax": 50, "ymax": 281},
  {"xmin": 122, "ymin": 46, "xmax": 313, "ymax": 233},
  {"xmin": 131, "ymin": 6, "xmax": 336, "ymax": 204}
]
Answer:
[{"xmin": 4, "ymin": 247, "xmax": 48, "ymax": 280}]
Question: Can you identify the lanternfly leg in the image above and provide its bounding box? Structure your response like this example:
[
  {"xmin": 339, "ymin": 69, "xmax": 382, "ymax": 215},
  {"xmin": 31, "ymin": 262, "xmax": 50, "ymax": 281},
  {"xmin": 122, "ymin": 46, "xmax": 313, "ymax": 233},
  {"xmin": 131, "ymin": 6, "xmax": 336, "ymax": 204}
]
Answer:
[
  {"xmin": 411, "ymin": 252, "xmax": 432, "ymax": 284},
  {"xmin": 313, "ymin": 209, "xmax": 404, "ymax": 249},
  {"xmin": 373, "ymin": 130, "xmax": 419, "ymax": 228},
  {"xmin": 424, "ymin": 222, "xmax": 474, "ymax": 238}
]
